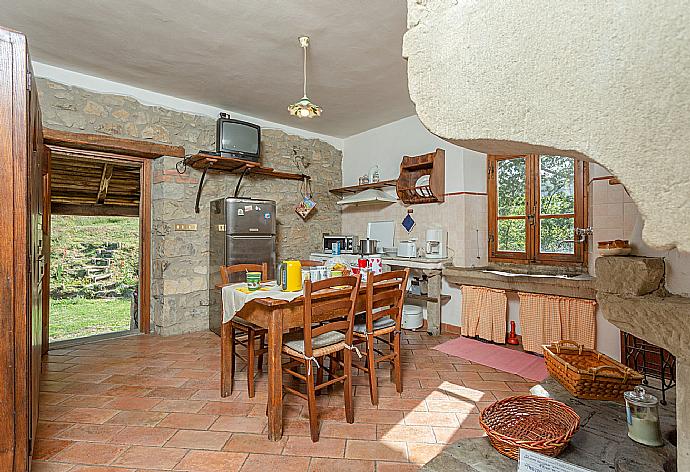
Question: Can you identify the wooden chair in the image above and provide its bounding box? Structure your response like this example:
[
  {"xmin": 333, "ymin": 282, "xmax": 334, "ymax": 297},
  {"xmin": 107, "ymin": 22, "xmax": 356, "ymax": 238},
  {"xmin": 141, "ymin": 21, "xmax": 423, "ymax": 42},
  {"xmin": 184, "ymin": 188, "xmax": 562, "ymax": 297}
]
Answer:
[
  {"xmin": 352, "ymin": 269, "xmax": 409, "ymax": 405},
  {"xmin": 220, "ymin": 263, "xmax": 269, "ymax": 398},
  {"xmin": 299, "ymin": 259, "xmax": 322, "ymax": 267},
  {"xmin": 282, "ymin": 275, "xmax": 362, "ymax": 442}
]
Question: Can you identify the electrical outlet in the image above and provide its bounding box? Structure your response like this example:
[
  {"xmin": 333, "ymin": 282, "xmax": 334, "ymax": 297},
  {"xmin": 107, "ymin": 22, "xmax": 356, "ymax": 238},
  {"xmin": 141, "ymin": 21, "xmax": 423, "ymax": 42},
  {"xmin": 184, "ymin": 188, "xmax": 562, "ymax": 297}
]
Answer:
[{"xmin": 174, "ymin": 223, "xmax": 198, "ymax": 231}]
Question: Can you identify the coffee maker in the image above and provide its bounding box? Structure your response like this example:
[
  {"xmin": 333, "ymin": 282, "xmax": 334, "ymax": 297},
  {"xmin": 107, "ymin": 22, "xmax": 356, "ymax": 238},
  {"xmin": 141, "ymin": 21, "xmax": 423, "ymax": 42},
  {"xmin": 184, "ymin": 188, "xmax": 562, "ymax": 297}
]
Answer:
[{"xmin": 425, "ymin": 228, "xmax": 447, "ymax": 259}]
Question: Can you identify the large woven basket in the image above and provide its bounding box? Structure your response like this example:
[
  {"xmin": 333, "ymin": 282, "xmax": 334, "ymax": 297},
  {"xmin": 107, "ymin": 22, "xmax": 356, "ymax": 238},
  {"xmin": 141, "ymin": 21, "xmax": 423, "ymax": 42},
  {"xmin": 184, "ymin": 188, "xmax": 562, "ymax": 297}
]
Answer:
[
  {"xmin": 543, "ymin": 340, "xmax": 643, "ymax": 401},
  {"xmin": 479, "ymin": 395, "xmax": 580, "ymax": 460}
]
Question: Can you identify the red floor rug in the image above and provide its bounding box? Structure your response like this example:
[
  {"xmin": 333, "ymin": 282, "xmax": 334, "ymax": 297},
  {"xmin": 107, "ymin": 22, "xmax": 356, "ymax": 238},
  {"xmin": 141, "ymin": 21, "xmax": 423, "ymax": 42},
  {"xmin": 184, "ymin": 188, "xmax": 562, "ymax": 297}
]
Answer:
[{"xmin": 433, "ymin": 336, "xmax": 548, "ymax": 381}]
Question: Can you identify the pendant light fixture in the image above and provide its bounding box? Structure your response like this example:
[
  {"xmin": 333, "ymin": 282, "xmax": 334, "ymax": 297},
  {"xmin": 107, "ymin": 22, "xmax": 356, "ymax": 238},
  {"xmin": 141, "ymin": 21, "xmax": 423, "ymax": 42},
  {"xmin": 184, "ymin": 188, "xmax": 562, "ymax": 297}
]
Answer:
[{"xmin": 288, "ymin": 36, "xmax": 322, "ymax": 118}]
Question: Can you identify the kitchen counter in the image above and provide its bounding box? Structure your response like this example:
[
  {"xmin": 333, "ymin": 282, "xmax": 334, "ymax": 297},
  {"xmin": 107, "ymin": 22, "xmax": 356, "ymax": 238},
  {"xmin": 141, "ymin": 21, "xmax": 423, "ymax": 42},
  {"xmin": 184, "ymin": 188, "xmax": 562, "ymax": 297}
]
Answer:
[
  {"xmin": 443, "ymin": 265, "xmax": 596, "ymax": 300},
  {"xmin": 381, "ymin": 256, "xmax": 450, "ymax": 270}
]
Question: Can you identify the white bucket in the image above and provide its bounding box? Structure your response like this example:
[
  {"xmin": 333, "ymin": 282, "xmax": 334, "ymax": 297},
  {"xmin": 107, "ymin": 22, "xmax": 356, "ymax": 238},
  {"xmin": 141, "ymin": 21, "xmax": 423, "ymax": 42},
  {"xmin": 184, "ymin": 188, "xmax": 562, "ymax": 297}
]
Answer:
[{"xmin": 401, "ymin": 304, "xmax": 424, "ymax": 330}]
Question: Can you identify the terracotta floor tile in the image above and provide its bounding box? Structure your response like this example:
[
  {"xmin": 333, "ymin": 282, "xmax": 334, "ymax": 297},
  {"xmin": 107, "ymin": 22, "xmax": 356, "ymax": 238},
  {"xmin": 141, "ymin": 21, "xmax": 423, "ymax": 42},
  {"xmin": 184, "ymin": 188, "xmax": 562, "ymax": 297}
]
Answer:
[
  {"xmin": 198, "ymin": 401, "xmax": 254, "ymax": 416},
  {"xmin": 105, "ymin": 385, "xmax": 153, "ymax": 397},
  {"xmin": 406, "ymin": 442, "xmax": 446, "ymax": 464},
  {"xmin": 478, "ymin": 371, "xmax": 527, "ymax": 382},
  {"xmin": 106, "ymin": 397, "xmax": 163, "ymax": 411},
  {"xmin": 30, "ymin": 461, "xmax": 75, "ymax": 472},
  {"xmin": 39, "ymin": 405, "xmax": 74, "ymax": 421},
  {"xmin": 57, "ymin": 424, "xmax": 125, "ymax": 442},
  {"xmin": 69, "ymin": 466, "xmax": 136, "ymax": 472},
  {"xmin": 157, "ymin": 412, "xmax": 218, "ymax": 431},
  {"xmin": 319, "ymin": 422, "xmax": 377, "ymax": 440},
  {"xmin": 353, "ymin": 409, "xmax": 404, "ymax": 425},
  {"xmin": 239, "ymin": 454, "xmax": 310, "ymax": 472},
  {"xmin": 59, "ymin": 383, "xmax": 116, "ymax": 396},
  {"xmin": 405, "ymin": 411, "xmax": 460, "ymax": 427},
  {"xmin": 40, "ymin": 392, "xmax": 73, "ymax": 406},
  {"xmin": 209, "ymin": 415, "xmax": 265, "ymax": 433},
  {"xmin": 375, "ymin": 461, "xmax": 421, "ymax": 472},
  {"xmin": 113, "ymin": 446, "xmax": 188, "ymax": 469},
  {"xmin": 105, "ymin": 410, "xmax": 169, "ymax": 427},
  {"xmin": 377, "ymin": 398, "xmax": 427, "ymax": 411},
  {"xmin": 189, "ymin": 388, "xmax": 239, "ymax": 402},
  {"xmin": 51, "ymin": 442, "xmax": 127, "ymax": 465},
  {"xmin": 282, "ymin": 436, "xmax": 345, "ymax": 458},
  {"xmin": 110, "ymin": 426, "xmax": 178, "ymax": 446},
  {"xmin": 344, "ymin": 439, "xmax": 408, "ymax": 462},
  {"xmin": 146, "ymin": 387, "xmax": 197, "ymax": 400},
  {"xmin": 376, "ymin": 424, "xmax": 436, "ymax": 443},
  {"xmin": 164, "ymin": 430, "xmax": 231, "ymax": 450},
  {"xmin": 36, "ymin": 421, "xmax": 74, "ymax": 439},
  {"xmin": 57, "ymin": 408, "xmax": 120, "ymax": 425},
  {"xmin": 173, "ymin": 450, "xmax": 247, "ymax": 472},
  {"xmin": 222, "ymin": 433, "xmax": 286, "ymax": 455},
  {"xmin": 32, "ymin": 439, "xmax": 73, "ymax": 461},
  {"xmin": 308, "ymin": 457, "xmax": 375, "ymax": 472},
  {"xmin": 462, "ymin": 380, "xmax": 512, "ymax": 392},
  {"xmin": 151, "ymin": 400, "xmax": 206, "ymax": 413},
  {"xmin": 425, "ymin": 399, "xmax": 477, "ymax": 413},
  {"xmin": 60, "ymin": 395, "xmax": 116, "ymax": 408}
]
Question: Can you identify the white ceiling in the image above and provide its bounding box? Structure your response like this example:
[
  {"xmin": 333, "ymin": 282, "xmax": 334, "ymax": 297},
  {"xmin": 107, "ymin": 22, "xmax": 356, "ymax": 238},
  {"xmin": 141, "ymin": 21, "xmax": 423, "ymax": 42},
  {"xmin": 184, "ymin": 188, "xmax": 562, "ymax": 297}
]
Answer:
[{"xmin": 0, "ymin": 1, "xmax": 414, "ymax": 138}]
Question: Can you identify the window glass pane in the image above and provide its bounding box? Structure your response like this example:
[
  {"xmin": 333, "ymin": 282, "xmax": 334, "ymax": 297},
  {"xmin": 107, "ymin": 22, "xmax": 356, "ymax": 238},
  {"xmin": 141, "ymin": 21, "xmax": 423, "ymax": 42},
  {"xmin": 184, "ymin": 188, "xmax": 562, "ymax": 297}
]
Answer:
[
  {"xmin": 540, "ymin": 155, "xmax": 574, "ymax": 215},
  {"xmin": 497, "ymin": 219, "xmax": 526, "ymax": 252},
  {"xmin": 497, "ymin": 158, "xmax": 526, "ymax": 217},
  {"xmin": 540, "ymin": 217, "xmax": 575, "ymax": 254}
]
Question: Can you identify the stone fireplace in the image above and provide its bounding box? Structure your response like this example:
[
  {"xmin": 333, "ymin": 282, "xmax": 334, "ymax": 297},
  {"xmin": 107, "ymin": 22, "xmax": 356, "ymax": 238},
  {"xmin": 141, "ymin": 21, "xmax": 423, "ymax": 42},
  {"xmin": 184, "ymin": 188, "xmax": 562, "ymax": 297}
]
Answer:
[{"xmin": 403, "ymin": 1, "xmax": 690, "ymax": 469}]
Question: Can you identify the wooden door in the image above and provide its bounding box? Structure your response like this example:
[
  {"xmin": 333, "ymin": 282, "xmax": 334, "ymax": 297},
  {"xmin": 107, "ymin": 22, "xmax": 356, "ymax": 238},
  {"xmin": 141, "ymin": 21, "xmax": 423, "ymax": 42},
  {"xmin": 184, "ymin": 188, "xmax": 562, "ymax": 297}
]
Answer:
[{"xmin": 0, "ymin": 25, "xmax": 45, "ymax": 471}]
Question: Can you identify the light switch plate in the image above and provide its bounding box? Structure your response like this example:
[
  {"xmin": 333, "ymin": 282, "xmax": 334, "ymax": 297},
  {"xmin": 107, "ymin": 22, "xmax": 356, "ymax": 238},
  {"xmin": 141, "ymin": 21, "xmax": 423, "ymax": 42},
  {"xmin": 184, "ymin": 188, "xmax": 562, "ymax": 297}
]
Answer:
[{"xmin": 174, "ymin": 223, "xmax": 198, "ymax": 231}]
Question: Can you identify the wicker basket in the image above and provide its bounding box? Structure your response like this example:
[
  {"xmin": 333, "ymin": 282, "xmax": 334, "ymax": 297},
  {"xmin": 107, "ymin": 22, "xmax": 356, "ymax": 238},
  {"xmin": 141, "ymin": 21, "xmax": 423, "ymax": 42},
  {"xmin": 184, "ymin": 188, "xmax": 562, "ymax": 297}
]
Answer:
[
  {"xmin": 479, "ymin": 395, "xmax": 580, "ymax": 460},
  {"xmin": 543, "ymin": 340, "xmax": 643, "ymax": 401}
]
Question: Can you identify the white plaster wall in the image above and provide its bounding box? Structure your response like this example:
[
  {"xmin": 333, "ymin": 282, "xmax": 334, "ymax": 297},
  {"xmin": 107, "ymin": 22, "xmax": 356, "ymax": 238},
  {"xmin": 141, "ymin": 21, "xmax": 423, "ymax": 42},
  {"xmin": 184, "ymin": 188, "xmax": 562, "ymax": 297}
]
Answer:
[{"xmin": 342, "ymin": 115, "xmax": 489, "ymax": 329}]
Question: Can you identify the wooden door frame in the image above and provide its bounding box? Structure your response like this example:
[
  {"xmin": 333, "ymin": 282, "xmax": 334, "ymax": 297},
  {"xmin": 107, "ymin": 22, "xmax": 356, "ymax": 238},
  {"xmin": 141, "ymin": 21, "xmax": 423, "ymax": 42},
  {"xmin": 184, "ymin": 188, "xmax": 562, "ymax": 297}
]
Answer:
[{"xmin": 45, "ymin": 148, "xmax": 154, "ymax": 340}]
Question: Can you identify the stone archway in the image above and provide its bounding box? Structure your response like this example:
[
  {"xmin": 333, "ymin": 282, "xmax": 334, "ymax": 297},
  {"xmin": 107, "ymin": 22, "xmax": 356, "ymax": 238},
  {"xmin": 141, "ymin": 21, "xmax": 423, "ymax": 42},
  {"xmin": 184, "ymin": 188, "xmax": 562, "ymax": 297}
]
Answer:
[{"xmin": 402, "ymin": 1, "xmax": 690, "ymax": 469}]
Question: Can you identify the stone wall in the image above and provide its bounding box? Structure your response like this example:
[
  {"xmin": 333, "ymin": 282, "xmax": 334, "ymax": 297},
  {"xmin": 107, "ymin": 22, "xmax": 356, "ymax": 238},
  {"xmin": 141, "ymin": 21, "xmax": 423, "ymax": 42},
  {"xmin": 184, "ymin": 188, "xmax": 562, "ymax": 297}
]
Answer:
[{"xmin": 37, "ymin": 78, "xmax": 343, "ymax": 335}]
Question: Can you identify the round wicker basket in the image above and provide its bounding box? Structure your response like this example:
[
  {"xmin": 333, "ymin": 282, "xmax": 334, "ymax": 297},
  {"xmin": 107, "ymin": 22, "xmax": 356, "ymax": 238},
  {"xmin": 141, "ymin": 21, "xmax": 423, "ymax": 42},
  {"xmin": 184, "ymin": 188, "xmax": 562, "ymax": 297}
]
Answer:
[{"xmin": 479, "ymin": 395, "xmax": 580, "ymax": 460}]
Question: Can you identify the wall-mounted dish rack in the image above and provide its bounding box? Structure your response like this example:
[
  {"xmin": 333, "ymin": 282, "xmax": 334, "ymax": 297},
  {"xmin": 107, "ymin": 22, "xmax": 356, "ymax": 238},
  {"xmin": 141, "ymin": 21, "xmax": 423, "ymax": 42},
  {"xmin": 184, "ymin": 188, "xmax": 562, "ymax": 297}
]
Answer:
[{"xmin": 396, "ymin": 148, "xmax": 445, "ymax": 204}]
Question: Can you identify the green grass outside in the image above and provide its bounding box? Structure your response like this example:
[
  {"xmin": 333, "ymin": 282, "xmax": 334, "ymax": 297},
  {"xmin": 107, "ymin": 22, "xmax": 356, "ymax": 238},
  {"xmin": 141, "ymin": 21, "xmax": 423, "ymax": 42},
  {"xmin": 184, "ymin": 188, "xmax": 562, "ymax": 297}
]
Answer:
[{"xmin": 50, "ymin": 298, "xmax": 132, "ymax": 342}]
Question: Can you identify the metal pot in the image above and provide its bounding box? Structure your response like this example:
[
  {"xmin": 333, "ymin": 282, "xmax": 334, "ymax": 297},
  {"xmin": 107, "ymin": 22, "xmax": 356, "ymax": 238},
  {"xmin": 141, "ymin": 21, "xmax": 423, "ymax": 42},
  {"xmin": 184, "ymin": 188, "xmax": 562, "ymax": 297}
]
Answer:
[{"xmin": 359, "ymin": 238, "xmax": 378, "ymax": 255}]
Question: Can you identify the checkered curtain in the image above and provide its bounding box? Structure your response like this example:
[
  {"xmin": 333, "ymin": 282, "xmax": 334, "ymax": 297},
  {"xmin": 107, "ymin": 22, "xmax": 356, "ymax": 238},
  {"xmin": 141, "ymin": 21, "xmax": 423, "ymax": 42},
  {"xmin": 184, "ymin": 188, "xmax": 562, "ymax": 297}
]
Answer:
[
  {"xmin": 461, "ymin": 286, "xmax": 508, "ymax": 343},
  {"xmin": 518, "ymin": 292, "xmax": 597, "ymax": 354}
]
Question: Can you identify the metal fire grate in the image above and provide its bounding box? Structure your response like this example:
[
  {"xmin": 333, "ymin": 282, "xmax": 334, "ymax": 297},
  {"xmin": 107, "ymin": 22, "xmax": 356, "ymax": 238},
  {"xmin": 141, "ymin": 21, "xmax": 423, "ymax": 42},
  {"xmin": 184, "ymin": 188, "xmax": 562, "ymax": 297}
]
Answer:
[{"xmin": 621, "ymin": 332, "xmax": 676, "ymax": 404}]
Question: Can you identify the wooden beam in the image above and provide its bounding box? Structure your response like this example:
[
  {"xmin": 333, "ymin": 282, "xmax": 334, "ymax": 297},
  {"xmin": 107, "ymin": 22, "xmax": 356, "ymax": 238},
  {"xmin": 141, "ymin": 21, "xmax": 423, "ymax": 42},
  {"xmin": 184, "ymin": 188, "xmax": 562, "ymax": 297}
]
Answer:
[
  {"xmin": 51, "ymin": 202, "xmax": 139, "ymax": 217},
  {"xmin": 96, "ymin": 163, "xmax": 114, "ymax": 204},
  {"xmin": 43, "ymin": 128, "xmax": 185, "ymax": 159}
]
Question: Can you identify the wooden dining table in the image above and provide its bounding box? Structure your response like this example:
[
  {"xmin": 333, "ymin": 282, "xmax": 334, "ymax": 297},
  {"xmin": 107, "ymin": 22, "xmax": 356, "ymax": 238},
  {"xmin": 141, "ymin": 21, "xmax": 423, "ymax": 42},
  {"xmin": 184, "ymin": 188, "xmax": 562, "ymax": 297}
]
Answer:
[{"xmin": 219, "ymin": 280, "xmax": 396, "ymax": 441}]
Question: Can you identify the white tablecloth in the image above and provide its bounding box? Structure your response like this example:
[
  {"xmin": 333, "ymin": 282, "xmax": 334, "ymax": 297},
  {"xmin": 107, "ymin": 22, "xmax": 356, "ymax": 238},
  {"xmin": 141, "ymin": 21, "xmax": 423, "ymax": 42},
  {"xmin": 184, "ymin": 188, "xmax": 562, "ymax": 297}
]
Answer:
[{"xmin": 221, "ymin": 283, "xmax": 303, "ymax": 323}]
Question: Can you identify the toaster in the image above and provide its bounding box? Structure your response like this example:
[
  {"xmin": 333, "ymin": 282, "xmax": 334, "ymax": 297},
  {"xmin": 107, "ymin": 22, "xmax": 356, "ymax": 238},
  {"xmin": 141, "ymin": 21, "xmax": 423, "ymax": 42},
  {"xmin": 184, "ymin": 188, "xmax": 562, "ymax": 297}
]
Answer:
[{"xmin": 397, "ymin": 240, "xmax": 417, "ymax": 258}]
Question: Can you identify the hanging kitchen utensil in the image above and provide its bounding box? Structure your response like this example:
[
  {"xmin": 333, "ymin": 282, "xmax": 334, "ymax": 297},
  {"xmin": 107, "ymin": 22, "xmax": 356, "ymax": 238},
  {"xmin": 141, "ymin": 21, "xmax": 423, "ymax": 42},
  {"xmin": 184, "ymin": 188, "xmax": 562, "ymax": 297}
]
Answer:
[{"xmin": 295, "ymin": 177, "xmax": 316, "ymax": 220}]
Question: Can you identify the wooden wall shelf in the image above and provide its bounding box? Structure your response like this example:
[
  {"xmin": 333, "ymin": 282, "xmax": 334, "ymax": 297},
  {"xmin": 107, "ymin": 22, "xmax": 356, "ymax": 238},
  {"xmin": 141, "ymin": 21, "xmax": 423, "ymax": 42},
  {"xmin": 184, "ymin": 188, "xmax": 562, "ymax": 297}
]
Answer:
[
  {"xmin": 329, "ymin": 179, "xmax": 397, "ymax": 195},
  {"xmin": 186, "ymin": 153, "xmax": 308, "ymax": 181},
  {"xmin": 396, "ymin": 148, "xmax": 445, "ymax": 204}
]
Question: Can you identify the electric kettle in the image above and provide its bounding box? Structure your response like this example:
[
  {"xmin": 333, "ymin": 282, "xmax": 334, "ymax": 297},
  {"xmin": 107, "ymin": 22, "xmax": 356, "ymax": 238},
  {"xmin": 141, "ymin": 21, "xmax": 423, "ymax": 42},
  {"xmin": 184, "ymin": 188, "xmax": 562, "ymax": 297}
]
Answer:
[{"xmin": 277, "ymin": 260, "xmax": 302, "ymax": 292}]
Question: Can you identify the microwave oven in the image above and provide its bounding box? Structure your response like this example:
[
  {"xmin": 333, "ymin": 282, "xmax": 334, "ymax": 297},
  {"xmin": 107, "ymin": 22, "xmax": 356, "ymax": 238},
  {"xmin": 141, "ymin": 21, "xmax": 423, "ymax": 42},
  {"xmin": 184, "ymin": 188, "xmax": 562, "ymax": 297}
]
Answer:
[{"xmin": 323, "ymin": 235, "xmax": 358, "ymax": 254}]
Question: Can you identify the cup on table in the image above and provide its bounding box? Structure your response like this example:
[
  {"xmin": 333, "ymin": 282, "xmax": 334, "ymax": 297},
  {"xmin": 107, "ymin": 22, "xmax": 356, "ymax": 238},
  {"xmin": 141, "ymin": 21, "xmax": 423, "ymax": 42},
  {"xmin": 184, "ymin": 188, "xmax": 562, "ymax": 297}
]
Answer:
[
  {"xmin": 358, "ymin": 258, "xmax": 368, "ymax": 269},
  {"xmin": 246, "ymin": 272, "xmax": 262, "ymax": 291},
  {"xmin": 301, "ymin": 269, "xmax": 311, "ymax": 284}
]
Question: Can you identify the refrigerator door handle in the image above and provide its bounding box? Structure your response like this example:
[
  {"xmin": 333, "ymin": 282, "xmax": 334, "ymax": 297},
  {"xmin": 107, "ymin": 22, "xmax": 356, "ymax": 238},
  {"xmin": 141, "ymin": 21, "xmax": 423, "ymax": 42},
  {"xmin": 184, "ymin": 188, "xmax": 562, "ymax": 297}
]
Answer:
[{"xmin": 228, "ymin": 235, "xmax": 274, "ymax": 240}]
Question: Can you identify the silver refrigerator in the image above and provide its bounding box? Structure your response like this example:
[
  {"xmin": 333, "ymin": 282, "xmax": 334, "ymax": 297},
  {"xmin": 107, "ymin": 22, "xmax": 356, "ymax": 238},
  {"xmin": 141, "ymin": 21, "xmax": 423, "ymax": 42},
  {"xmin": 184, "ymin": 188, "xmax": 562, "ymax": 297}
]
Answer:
[{"xmin": 209, "ymin": 197, "xmax": 276, "ymax": 334}]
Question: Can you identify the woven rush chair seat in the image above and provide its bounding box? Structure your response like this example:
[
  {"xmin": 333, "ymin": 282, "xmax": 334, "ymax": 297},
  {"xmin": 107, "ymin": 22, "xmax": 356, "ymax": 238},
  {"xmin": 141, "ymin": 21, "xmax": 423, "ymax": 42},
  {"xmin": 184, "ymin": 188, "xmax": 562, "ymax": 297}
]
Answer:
[
  {"xmin": 283, "ymin": 331, "xmax": 346, "ymax": 358},
  {"xmin": 230, "ymin": 316, "xmax": 265, "ymax": 331},
  {"xmin": 353, "ymin": 314, "xmax": 395, "ymax": 335}
]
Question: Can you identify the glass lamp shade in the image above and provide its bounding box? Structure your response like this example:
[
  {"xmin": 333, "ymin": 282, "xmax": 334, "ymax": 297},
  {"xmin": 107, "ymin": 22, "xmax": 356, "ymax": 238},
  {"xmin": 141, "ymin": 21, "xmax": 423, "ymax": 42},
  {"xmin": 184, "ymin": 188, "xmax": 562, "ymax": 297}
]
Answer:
[{"xmin": 288, "ymin": 97, "xmax": 322, "ymax": 118}]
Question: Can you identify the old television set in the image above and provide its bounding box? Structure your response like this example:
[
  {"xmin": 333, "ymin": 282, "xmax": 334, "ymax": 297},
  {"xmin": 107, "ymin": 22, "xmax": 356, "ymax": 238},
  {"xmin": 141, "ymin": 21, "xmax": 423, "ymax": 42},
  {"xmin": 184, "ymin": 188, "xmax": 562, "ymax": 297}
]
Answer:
[{"xmin": 216, "ymin": 113, "xmax": 261, "ymax": 162}]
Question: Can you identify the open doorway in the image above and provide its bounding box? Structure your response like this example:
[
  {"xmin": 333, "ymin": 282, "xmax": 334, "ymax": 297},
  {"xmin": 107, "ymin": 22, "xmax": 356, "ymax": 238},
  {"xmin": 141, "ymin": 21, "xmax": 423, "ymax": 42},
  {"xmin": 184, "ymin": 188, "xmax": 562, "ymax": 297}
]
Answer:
[{"xmin": 47, "ymin": 145, "xmax": 151, "ymax": 346}]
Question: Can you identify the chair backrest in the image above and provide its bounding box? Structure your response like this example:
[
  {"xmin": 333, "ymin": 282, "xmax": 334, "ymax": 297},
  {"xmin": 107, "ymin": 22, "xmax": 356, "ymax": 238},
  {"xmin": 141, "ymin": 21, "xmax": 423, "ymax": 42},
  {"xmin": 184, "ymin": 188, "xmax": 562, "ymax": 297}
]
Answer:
[
  {"xmin": 301, "ymin": 275, "xmax": 362, "ymax": 358},
  {"xmin": 365, "ymin": 269, "xmax": 410, "ymax": 331},
  {"xmin": 299, "ymin": 259, "xmax": 322, "ymax": 267},
  {"xmin": 219, "ymin": 263, "xmax": 268, "ymax": 285}
]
